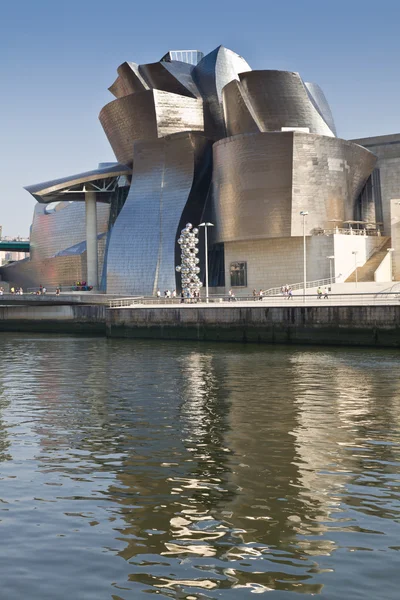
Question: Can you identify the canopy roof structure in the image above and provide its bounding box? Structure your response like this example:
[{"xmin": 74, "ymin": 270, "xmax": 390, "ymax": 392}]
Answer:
[{"xmin": 24, "ymin": 163, "xmax": 131, "ymax": 204}]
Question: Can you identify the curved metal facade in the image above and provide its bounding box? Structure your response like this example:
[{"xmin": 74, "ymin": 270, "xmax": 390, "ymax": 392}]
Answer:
[
  {"xmin": 212, "ymin": 132, "xmax": 376, "ymax": 243},
  {"xmin": 138, "ymin": 61, "xmax": 200, "ymax": 99},
  {"xmin": 192, "ymin": 46, "xmax": 252, "ymax": 140},
  {"xmin": 106, "ymin": 132, "xmax": 212, "ymax": 295},
  {"xmin": 99, "ymin": 90, "xmax": 203, "ymax": 165},
  {"xmin": 30, "ymin": 202, "xmax": 110, "ymax": 261},
  {"xmin": 24, "ymin": 164, "xmax": 131, "ymax": 203},
  {"xmin": 109, "ymin": 62, "xmax": 149, "ymax": 98},
  {"xmin": 304, "ymin": 81, "xmax": 337, "ymax": 136},
  {"xmin": 17, "ymin": 44, "xmax": 373, "ymax": 295},
  {"xmin": 1, "ymin": 201, "xmax": 111, "ymax": 288},
  {"xmin": 223, "ymin": 71, "xmax": 335, "ymax": 138}
]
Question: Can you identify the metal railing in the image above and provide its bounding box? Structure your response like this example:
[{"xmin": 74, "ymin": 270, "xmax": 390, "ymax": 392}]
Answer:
[
  {"xmin": 26, "ymin": 285, "xmax": 97, "ymax": 294},
  {"xmin": 263, "ymin": 277, "xmax": 336, "ymax": 296},
  {"xmin": 313, "ymin": 228, "xmax": 383, "ymax": 236},
  {"xmin": 108, "ymin": 291, "xmax": 400, "ymax": 308},
  {"xmin": 109, "ymin": 297, "xmax": 144, "ymax": 308}
]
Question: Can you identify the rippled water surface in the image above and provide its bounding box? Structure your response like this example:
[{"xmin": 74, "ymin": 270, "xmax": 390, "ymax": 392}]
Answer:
[{"xmin": 0, "ymin": 334, "xmax": 399, "ymax": 599}]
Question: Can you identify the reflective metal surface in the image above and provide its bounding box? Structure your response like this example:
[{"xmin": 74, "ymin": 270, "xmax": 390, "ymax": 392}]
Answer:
[
  {"xmin": 19, "ymin": 45, "xmax": 379, "ymax": 295},
  {"xmin": 212, "ymin": 132, "xmax": 376, "ymax": 243},
  {"xmin": 24, "ymin": 164, "xmax": 131, "ymax": 203},
  {"xmin": 305, "ymin": 81, "xmax": 337, "ymax": 136},
  {"xmin": 107, "ymin": 132, "xmax": 212, "ymax": 295},
  {"xmin": 193, "ymin": 45, "xmax": 252, "ymax": 140},
  {"xmin": 0, "ymin": 201, "xmax": 110, "ymax": 288},
  {"xmin": 108, "ymin": 62, "xmax": 149, "ymax": 98},
  {"xmin": 139, "ymin": 61, "xmax": 200, "ymax": 98},
  {"xmin": 99, "ymin": 91, "xmax": 203, "ymax": 165},
  {"xmin": 223, "ymin": 71, "xmax": 335, "ymax": 138}
]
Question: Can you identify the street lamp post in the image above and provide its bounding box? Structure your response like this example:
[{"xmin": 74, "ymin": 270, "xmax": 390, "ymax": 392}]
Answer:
[
  {"xmin": 199, "ymin": 222, "xmax": 214, "ymax": 303},
  {"xmin": 300, "ymin": 211, "xmax": 308, "ymax": 301},
  {"xmin": 387, "ymin": 247, "xmax": 395, "ymax": 281},
  {"xmin": 327, "ymin": 255, "xmax": 335, "ymax": 283},
  {"xmin": 352, "ymin": 250, "xmax": 358, "ymax": 288}
]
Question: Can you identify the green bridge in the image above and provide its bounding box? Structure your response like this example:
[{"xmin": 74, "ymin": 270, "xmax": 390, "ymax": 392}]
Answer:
[{"xmin": 0, "ymin": 241, "xmax": 30, "ymax": 252}]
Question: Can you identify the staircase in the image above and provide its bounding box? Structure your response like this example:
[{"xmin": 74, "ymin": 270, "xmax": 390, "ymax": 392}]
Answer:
[{"xmin": 346, "ymin": 238, "xmax": 391, "ymax": 282}]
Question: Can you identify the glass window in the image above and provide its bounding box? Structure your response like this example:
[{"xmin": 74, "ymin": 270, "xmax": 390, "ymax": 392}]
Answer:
[{"xmin": 230, "ymin": 262, "xmax": 247, "ymax": 287}]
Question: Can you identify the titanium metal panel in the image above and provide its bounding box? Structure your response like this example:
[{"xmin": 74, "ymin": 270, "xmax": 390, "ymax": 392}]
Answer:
[
  {"xmin": 106, "ymin": 132, "xmax": 212, "ymax": 295},
  {"xmin": 291, "ymin": 133, "xmax": 376, "ymax": 235},
  {"xmin": 1, "ymin": 202, "xmax": 110, "ymax": 288},
  {"xmin": 30, "ymin": 201, "xmax": 110, "ymax": 262},
  {"xmin": 212, "ymin": 132, "xmax": 376, "ymax": 243},
  {"xmin": 304, "ymin": 81, "xmax": 337, "ymax": 136},
  {"xmin": 99, "ymin": 90, "xmax": 203, "ymax": 165},
  {"xmin": 24, "ymin": 164, "xmax": 131, "ymax": 203},
  {"xmin": 235, "ymin": 71, "xmax": 335, "ymax": 137},
  {"xmin": 213, "ymin": 133, "xmax": 294, "ymax": 242},
  {"xmin": 109, "ymin": 62, "xmax": 149, "ymax": 98},
  {"xmin": 153, "ymin": 90, "xmax": 203, "ymax": 137},
  {"xmin": 139, "ymin": 61, "xmax": 200, "ymax": 98},
  {"xmin": 193, "ymin": 46, "xmax": 252, "ymax": 140},
  {"xmin": 222, "ymin": 79, "xmax": 259, "ymax": 137}
]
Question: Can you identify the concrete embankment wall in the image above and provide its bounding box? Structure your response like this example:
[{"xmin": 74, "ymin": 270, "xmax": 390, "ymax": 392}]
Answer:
[
  {"xmin": 0, "ymin": 305, "xmax": 106, "ymax": 334},
  {"xmin": 1, "ymin": 304, "xmax": 400, "ymax": 347},
  {"xmin": 106, "ymin": 305, "xmax": 400, "ymax": 347}
]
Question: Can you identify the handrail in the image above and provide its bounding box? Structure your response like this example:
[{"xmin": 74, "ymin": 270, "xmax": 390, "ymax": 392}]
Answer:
[
  {"xmin": 312, "ymin": 228, "xmax": 384, "ymax": 236},
  {"xmin": 108, "ymin": 291, "xmax": 400, "ymax": 308},
  {"xmin": 263, "ymin": 277, "xmax": 336, "ymax": 296}
]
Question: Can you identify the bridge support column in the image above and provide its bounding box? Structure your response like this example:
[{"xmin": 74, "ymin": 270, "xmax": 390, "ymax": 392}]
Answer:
[{"xmin": 85, "ymin": 191, "xmax": 98, "ymax": 289}]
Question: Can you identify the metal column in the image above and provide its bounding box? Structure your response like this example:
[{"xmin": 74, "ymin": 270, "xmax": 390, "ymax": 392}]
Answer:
[{"xmin": 85, "ymin": 191, "xmax": 98, "ymax": 289}]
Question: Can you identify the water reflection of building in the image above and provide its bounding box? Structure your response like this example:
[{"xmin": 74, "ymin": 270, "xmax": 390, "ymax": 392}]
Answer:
[{"xmin": 11, "ymin": 340, "xmax": 400, "ymax": 596}]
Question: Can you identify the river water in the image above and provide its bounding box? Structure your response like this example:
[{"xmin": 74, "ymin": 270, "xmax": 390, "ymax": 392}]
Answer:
[{"xmin": 0, "ymin": 334, "xmax": 399, "ymax": 599}]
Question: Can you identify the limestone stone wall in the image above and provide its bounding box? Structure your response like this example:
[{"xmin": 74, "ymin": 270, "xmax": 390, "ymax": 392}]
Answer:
[{"xmin": 223, "ymin": 236, "xmax": 333, "ymax": 294}]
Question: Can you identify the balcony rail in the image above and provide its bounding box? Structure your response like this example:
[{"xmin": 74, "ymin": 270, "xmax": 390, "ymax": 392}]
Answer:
[{"xmin": 312, "ymin": 227, "xmax": 383, "ymax": 236}]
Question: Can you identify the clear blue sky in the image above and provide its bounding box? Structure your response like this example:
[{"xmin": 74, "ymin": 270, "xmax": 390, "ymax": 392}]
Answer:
[{"xmin": 1, "ymin": 0, "xmax": 399, "ymax": 236}]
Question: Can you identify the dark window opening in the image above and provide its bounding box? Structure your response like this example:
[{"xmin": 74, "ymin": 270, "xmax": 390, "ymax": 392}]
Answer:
[{"xmin": 230, "ymin": 261, "xmax": 247, "ymax": 287}]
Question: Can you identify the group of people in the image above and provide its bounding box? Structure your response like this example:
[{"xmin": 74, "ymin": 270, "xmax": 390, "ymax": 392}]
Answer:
[
  {"xmin": 9, "ymin": 287, "xmax": 24, "ymax": 295},
  {"xmin": 280, "ymin": 285, "xmax": 294, "ymax": 299},
  {"xmin": 180, "ymin": 289, "xmax": 201, "ymax": 303},
  {"xmin": 253, "ymin": 289, "xmax": 266, "ymax": 300},
  {"xmin": 155, "ymin": 289, "xmax": 201, "ymax": 302},
  {"xmin": 156, "ymin": 289, "xmax": 177, "ymax": 299},
  {"xmin": 317, "ymin": 286, "xmax": 329, "ymax": 299}
]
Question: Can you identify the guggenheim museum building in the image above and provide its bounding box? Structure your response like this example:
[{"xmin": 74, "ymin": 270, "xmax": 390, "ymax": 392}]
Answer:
[{"xmin": 3, "ymin": 45, "xmax": 396, "ymax": 294}]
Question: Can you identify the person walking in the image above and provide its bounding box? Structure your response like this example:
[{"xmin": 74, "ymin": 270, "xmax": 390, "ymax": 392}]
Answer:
[
  {"xmin": 323, "ymin": 287, "xmax": 329, "ymax": 299},
  {"xmin": 317, "ymin": 286, "xmax": 322, "ymax": 299},
  {"xmin": 259, "ymin": 289, "xmax": 263, "ymax": 301},
  {"xmin": 253, "ymin": 288, "xmax": 257, "ymax": 301},
  {"xmin": 288, "ymin": 286, "xmax": 293, "ymax": 300}
]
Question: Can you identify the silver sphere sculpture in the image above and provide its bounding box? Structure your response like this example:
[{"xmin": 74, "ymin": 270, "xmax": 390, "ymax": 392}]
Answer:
[{"xmin": 176, "ymin": 223, "xmax": 202, "ymax": 298}]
